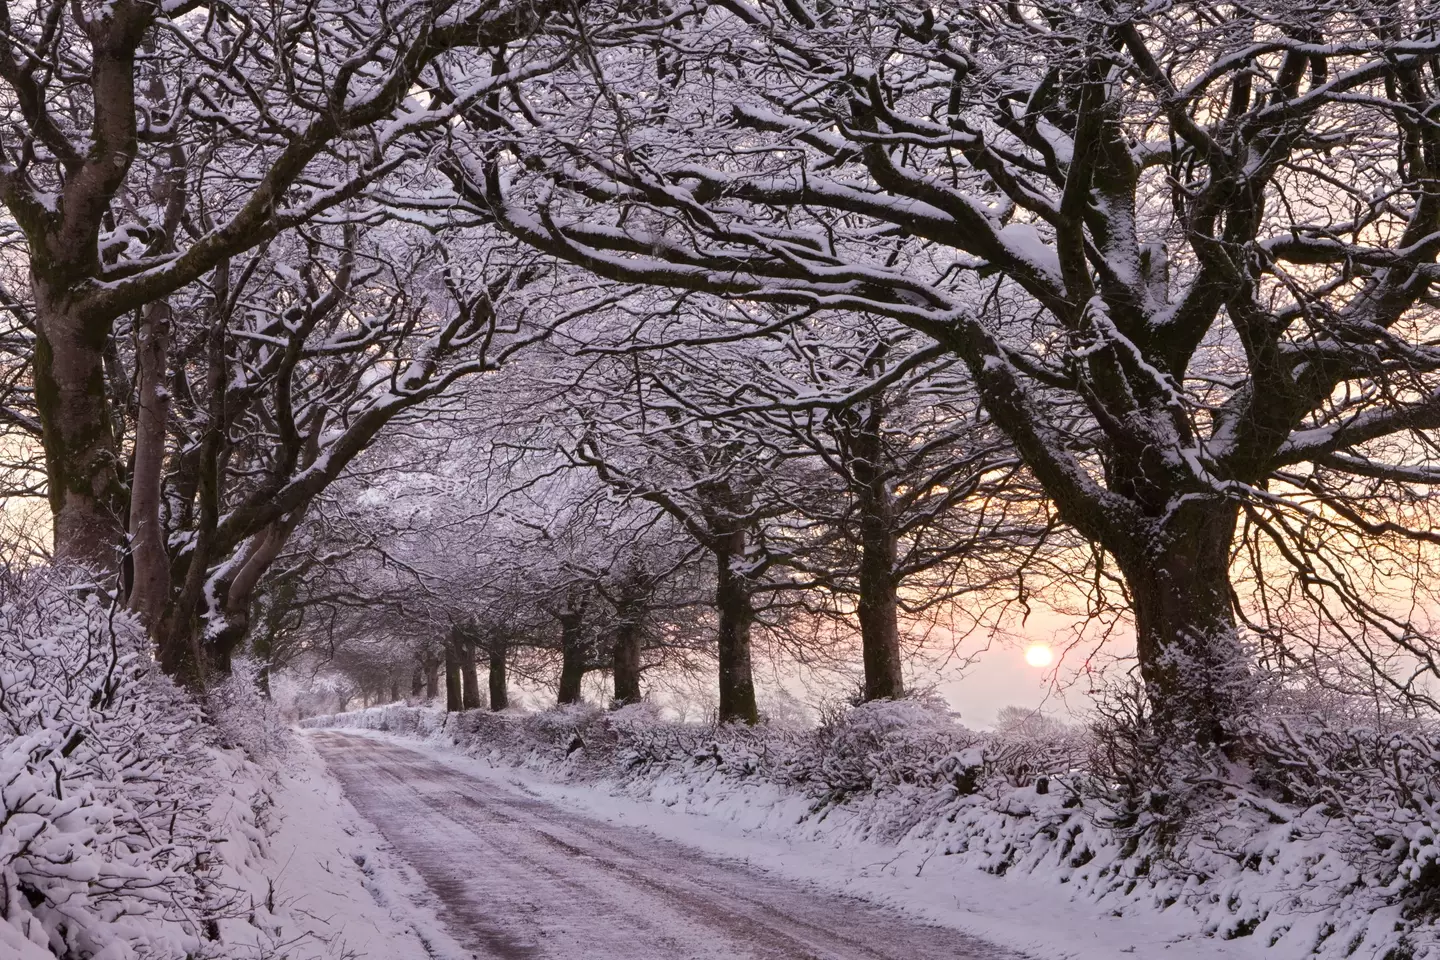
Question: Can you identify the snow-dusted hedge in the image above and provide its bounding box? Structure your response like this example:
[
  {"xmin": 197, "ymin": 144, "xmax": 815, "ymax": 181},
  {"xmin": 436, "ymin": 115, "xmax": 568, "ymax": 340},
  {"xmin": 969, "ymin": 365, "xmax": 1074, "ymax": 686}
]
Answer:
[
  {"xmin": 0, "ymin": 567, "xmax": 226, "ymax": 958},
  {"xmin": 308, "ymin": 697, "xmax": 1440, "ymax": 960},
  {"xmin": 0, "ymin": 567, "xmax": 323, "ymax": 960}
]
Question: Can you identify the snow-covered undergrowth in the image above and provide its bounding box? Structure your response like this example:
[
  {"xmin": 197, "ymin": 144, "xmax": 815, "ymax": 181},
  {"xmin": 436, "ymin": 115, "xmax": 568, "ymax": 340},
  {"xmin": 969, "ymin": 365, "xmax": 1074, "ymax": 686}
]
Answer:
[
  {"xmin": 0, "ymin": 567, "xmax": 387, "ymax": 959},
  {"xmin": 306, "ymin": 697, "xmax": 1440, "ymax": 960}
]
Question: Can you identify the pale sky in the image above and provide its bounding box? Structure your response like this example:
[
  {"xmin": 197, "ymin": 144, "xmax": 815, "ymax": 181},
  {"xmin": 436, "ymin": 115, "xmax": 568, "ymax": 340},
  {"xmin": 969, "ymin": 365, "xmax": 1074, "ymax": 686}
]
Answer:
[{"xmin": 924, "ymin": 605, "xmax": 1121, "ymax": 727}]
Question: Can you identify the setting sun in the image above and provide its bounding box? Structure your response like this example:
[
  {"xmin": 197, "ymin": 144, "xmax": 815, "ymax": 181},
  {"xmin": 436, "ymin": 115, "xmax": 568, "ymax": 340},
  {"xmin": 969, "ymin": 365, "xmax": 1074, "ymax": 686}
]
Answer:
[{"xmin": 1024, "ymin": 644, "xmax": 1054, "ymax": 668}]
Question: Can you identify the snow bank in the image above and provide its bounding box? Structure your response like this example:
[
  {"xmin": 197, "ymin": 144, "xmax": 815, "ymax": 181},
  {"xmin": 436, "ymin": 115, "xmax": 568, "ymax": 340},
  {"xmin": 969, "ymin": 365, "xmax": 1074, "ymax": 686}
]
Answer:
[
  {"xmin": 306, "ymin": 698, "xmax": 1440, "ymax": 960},
  {"xmin": 0, "ymin": 567, "xmax": 429, "ymax": 959}
]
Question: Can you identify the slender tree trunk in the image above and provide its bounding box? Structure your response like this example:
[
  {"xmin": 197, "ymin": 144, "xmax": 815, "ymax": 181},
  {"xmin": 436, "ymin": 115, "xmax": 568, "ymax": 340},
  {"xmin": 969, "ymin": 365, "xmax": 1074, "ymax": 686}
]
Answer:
[
  {"xmin": 126, "ymin": 101, "xmax": 184, "ymax": 621},
  {"xmin": 425, "ymin": 657, "xmax": 440, "ymax": 700},
  {"xmin": 557, "ymin": 606, "xmax": 587, "ymax": 705},
  {"xmin": 389, "ymin": 679, "xmax": 400, "ymax": 703},
  {"xmin": 460, "ymin": 635, "xmax": 483, "ymax": 710},
  {"xmin": 252, "ymin": 626, "xmax": 273, "ymax": 696},
  {"xmin": 714, "ymin": 531, "xmax": 759, "ymax": 725},
  {"xmin": 850, "ymin": 403, "xmax": 905, "ymax": 701},
  {"xmin": 156, "ymin": 313, "xmax": 226, "ymax": 686},
  {"xmin": 489, "ymin": 644, "xmax": 508, "ymax": 711},
  {"xmin": 126, "ymin": 299, "xmax": 172, "ymax": 625},
  {"xmin": 445, "ymin": 640, "xmax": 463, "ymax": 713},
  {"xmin": 411, "ymin": 666, "xmax": 424, "ymax": 698},
  {"xmin": 612, "ymin": 613, "xmax": 644, "ymax": 706},
  {"xmin": 1118, "ymin": 499, "xmax": 1249, "ymax": 750}
]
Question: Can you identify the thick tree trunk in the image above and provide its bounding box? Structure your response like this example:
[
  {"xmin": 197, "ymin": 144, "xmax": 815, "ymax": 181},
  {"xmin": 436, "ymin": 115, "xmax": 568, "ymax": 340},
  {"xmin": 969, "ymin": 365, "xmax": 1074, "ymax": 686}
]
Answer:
[
  {"xmin": 611, "ymin": 577, "xmax": 647, "ymax": 706},
  {"xmin": 126, "ymin": 299, "xmax": 172, "ymax": 625},
  {"xmin": 612, "ymin": 615, "xmax": 644, "ymax": 706},
  {"xmin": 444, "ymin": 641, "xmax": 463, "ymax": 713},
  {"xmin": 489, "ymin": 644, "xmax": 508, "ymax": 711},
  {"xmin": 714, "ymin": 532, "xmax": 759, "ymax": 725},
  {"xmin": 856, "ymin": 524, "xmax": 904, "ymax": 702},
  {"xmin": 389, "ymin": 679, "xmax": 400, "ymax": 703},
  {"xmin": 22, "ymin": 22, "xmax": 147, "ymax": 570},
  {"xmin": 1119, "ymin": 500, "xmax": 1249, "ymax": 750},
  {"xmin": 557, "ymin": 606, "xmax": 587, "ymax": 705},
  {"xmin": 33, "ymin": 292, "xmax": 126, "ymax": 571},
  {"xmin": 460, "ymin": 636, "xmax": 483, "ymax": 710}
]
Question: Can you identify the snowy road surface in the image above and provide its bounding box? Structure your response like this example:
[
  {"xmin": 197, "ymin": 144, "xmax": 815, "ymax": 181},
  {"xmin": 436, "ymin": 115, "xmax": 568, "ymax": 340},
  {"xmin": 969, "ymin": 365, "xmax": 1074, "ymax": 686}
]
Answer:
[{"xmin": 310, "ymin": 730, "xmax": 1022, "ymax": 960}]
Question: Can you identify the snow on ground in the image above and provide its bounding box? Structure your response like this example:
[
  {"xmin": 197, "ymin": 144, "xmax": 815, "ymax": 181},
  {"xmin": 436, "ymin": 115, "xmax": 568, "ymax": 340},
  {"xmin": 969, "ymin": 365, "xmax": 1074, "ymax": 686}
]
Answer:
[
  {"xmin": 311, "ymin": 729, "xmax": 1016, "ymax": 959},
  {"xmin": 304, "ymin": 701, "xmax": 1440, "ymax": 960},
  {"xmin": 241, "ymin": 734, "xmax": 471, "ymax": 960},
  {"xmin": 0, "ymin": 567, "xmax": 470, "ymax": 960},
  {"xmin": 313, "ymin": 725, "xmax": 1269, "ymax": 960}
]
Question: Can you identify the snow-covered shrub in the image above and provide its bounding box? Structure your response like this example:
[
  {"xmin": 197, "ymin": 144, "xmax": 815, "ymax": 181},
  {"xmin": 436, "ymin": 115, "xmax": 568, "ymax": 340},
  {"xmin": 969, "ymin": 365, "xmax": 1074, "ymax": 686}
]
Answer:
[
  {"xmin": 1073, "ymin": 679, "xmax": 1440, "ymax": 958},
  {"xmin": 987, "ymin": 707, "xmax": 1091, "ymax": 787},
  {"xmin": 521, "ymin": 701, "xmax": 607, "ymax": 749},
  {"xmin": 0, "ymin": 568, "xmax": 386, "ymax": 960},
  {"xmin": 605, "ymin": 702, "xmax": 724, "ymax": 773},
  {"xmin": 783, "ymin": 697, "xmax": 977, "ymax": 795},
  {"xmin": 207, "ymin": 657, "xmax": 292, "ymax": 761},
  {"xmin": 0, "ymin": 566, "xmax": 222, "ymax": 958},
  {"xmin": 1241, "ymin": 713, "xmax": 1440, "ymax": 935}
]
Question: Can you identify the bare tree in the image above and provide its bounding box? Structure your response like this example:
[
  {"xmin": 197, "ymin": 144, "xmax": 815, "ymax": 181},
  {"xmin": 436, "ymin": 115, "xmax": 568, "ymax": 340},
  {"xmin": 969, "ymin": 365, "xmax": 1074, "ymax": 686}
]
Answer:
[
  {"xmin": 0, "ymin": 0, "xmax": 567, "ymax": 568},
  {"xmin": 462, "ymin": 0, "xmax": 1440, "ymax": 746},
  {"xmin": 615, "ymin": 310, "xmax": 1057, "ymax": 701},
  {"xmin": 561, "ymin": 361, "xmax": 798, "ymax": 723}
]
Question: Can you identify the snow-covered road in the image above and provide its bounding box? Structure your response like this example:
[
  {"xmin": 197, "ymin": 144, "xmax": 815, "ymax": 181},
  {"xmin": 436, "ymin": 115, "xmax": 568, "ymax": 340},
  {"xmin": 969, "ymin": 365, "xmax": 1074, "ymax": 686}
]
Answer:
[{"xmin": 310, "ymin": 730, "xmax": 1022, "ymax": 960}]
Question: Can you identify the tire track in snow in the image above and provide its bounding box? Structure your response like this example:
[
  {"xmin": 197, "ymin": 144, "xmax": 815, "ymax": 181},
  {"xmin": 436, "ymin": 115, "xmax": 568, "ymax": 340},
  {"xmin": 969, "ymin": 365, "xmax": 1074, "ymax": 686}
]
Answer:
[{"xmin": 310, "ymin": 730, "xmax": 1023, "ymax": 960}]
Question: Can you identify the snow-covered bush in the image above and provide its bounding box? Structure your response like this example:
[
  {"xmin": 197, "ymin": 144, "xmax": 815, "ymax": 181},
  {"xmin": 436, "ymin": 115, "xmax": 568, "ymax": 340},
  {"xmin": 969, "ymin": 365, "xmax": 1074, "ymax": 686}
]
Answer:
[
  {"xmin": 1237, "ymin": 712, "xmax": 1440, "ymax": 940},
  {"xmin": 0, "ymin": 566, "xmax": 226, "ymax": 958},
  {"xmin": 987, "ymin": 706, "xmax": 1091, "ymax": 787},
  {"xmin": 207, "ymin": 657, "xmax": 291, "ymax": 762},
  {"xmin": 784, "ymin": 697, "xmax": 981, "ymax": 796},
  {"xmin": 0, "ymin": 567, "xmax": 324, "ymax": 959}
]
